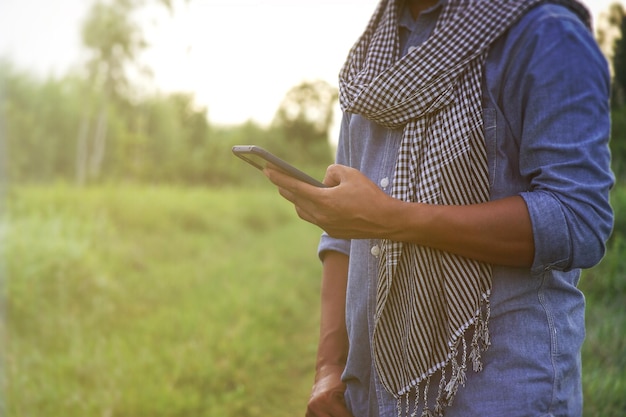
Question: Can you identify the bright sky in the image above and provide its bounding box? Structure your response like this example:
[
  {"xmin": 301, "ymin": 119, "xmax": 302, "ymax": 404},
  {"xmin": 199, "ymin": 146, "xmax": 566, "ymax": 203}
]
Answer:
[{"xmin": 0, "ymin": 0, "xmax": 622, "ymax": 126}]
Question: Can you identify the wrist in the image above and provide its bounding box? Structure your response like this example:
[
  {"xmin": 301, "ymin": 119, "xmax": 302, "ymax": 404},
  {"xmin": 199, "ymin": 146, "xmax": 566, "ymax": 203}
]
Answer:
[
  {"xmin": 315, "ymin": 339, "xmax": 348, "ymax": 372},
  {"xmin": 381, "ymin": 198, "xmax": 427, "ymax": 242},
  {"xmin": 315, "ymin": 363, "xmax": 346, "ymax": 381}
]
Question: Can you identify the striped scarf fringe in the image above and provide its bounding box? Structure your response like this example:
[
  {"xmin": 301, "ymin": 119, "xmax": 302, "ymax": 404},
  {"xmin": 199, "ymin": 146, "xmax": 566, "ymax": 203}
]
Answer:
[{"xmin": 393, "ymin": 292, "xmax": 491, "ymax": 417}]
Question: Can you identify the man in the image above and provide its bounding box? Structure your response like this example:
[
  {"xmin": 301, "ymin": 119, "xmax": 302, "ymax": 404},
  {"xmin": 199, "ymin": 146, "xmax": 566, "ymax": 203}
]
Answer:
[{"xmin": 265, "ymin": 0, "xmax": 614, "ymax": 416}]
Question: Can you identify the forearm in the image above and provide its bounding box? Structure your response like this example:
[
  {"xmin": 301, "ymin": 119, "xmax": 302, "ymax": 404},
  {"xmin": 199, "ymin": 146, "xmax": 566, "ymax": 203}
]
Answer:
[
  {"xmin": 315, "ymin": 250, "xmax": 350, "ymax": 374},
  {"xmin": 386, "ymin": 195, "xmax": 534, "ymax": 267},
  {"xmin": 265, "ymin": 164, "xmax": 535, "ymax": 268}
]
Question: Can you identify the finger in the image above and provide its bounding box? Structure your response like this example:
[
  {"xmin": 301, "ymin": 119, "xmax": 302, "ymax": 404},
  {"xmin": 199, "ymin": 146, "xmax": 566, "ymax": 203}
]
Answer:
[
  {"xmin": 277, "ymin": 184, "xmax": 297, "ymax": 204},
  {"xmin": 265, "ymin": 165, "xmax": 315, "ymax": 195},
  {"xmin": 263, "ymin": 164, "xmax": 296, "ymax": 188},
  {"xmin": 273, "ymin": 183, "xmax": 318, "ymax": 224},
  {"xmin": 294, "ymin": 202, "xmax": 318, "ymax": 224}
]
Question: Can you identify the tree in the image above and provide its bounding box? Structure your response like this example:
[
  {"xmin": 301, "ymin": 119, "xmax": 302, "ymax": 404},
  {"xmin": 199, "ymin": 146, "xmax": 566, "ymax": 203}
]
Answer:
[
  {"xmin": 611, "ymin": 4, "xmax": 626, "ymax": 107},
  {"xmin": 76, "ymin": 0, "xmax": 174, "ymax": 184},
  {"xmin": 598, "ymin": 3, "xmax": 626, "ymax": 107},
  {"xmin": 598, "ymin": 2, "xmax": 626, "ymax": 178},
  {"xmin": 0, "ymin": 61, "xmax": 88, "ymax": 183},
  {"xmin": 272, "ymin": 79, "xmax": 337, "ymax": 162}
]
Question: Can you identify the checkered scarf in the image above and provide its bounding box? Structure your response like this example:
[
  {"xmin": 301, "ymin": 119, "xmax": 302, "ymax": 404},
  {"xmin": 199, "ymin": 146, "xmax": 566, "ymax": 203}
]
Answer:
[{"xmin": 339, "ymin": 0, "xmax": 590, "ymax": 414}]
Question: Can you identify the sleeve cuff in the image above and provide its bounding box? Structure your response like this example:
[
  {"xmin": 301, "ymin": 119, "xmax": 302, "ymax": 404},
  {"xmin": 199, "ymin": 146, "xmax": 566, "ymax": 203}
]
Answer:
[
  {"xmin": 520, "ymin": 190, "xmax": 572, "ymax": 275},
  {"xmin": 317, "ymin": 232, "xmax": 351, "ymax": 261}
]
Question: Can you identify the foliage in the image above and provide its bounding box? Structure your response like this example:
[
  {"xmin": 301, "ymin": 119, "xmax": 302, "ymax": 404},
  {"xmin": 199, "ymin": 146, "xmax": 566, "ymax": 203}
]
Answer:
[
  {"xmin": 77, "ymin": 0, "xmax": 332, "ymax": 184},
  {"xmin": 576, "ymin": 169, "xmax": 626, "ymax": 416},
  {"xmin": 2, "ymin": 184, "xmax": 321, "ymax": 417},
  {"xmin": 0, "ymin": 60, "xmax": 87, "ymax": 182},
  {"xmin": 2, "ymin": 183, "xmax": 625, "ymax": 417},
  {"xmin": 610, "ymin": 3, "xmax": 626, "ymax": 107},
  {"xmin": 272, "ymin": 80, "xmax": 338, "ymax": 162},
  {"xmin": 595, "ymin": 2, "xmax": 625, "ymax": 107},
  {"xmin": 0, "ymin": 62, "xmax": 334, "ymax": 186},
  {"xmin": 77, "ymin": 0, "xmax": 179, "ymax": 183},
  {"xmin": 82, "ymin": 0, "xmax": 147, "ymax": 101},
  {"xmin": 0, "ymin": 61, "xmax": 332, "ymax": 186},
  {"xmin": 611, "ymin": 105, "xmax": 626, "ymax": 178}
]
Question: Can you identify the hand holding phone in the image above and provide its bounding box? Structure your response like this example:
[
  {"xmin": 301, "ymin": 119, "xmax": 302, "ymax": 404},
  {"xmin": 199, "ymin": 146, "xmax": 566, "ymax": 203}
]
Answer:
[{"xmin": 232, "ymin": 145, "xmax": 327, "ymax": 188}]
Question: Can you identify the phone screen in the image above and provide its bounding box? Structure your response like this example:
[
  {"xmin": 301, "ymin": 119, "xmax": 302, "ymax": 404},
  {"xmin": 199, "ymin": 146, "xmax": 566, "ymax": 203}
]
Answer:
[
  {"xmin": 235, "ymin": 152, "xmax": 271, "ymax": 171},
  {"xmin": 232, "ymin": 145, "xmax": 327, "ymax": 188}
]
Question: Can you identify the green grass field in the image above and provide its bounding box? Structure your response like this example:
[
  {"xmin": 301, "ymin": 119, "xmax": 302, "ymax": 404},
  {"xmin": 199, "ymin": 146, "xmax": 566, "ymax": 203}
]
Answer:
[{"xmin": 2, "ymin": 184, "xmax": 625, "ymax": 416}]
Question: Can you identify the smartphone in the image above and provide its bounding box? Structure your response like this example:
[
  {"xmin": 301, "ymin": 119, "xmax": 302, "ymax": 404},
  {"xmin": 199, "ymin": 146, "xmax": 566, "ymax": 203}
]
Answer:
[{"xmin": 232, "ymin": 145, "xmax": 327, "ymax": 188}]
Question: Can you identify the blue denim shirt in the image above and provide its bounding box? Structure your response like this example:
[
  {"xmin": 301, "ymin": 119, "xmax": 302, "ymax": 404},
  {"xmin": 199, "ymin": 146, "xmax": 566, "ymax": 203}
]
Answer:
[{"xmin": 318, "ymin": 2, "xmax": 614, "ymax": 417}]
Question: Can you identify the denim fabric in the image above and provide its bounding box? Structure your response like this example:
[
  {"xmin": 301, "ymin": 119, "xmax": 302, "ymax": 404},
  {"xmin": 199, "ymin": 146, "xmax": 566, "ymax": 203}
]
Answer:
[{"xmin": 318, "ymin": 2, "xmax": 614, "ymax": 417}]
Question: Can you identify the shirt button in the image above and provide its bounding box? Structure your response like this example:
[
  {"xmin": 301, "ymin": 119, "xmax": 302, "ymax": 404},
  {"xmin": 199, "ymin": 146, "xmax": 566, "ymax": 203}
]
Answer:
[
  {"xmin": 371, "ymin": 245, "xmax": 381, "ymax": 257},
  {"xmin": 380, "ymin": 177, "xmax": 389, "ymax": 189}
]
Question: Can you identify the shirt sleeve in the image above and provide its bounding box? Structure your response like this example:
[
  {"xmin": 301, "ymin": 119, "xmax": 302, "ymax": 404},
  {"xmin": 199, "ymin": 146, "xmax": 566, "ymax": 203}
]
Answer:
[
  {"xmin": 317, "ymin": 113, "xmax": 352, "ymax": 261},
  {"xmin": 501, "ymin": 5, "xmax": 614, "ymax": 274}
]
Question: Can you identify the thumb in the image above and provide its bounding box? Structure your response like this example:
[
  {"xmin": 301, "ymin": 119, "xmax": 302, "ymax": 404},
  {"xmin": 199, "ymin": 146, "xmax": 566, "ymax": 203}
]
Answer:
[{"xmin": 323, "ymin": 164, "xmax": 349, "ymax": 187}]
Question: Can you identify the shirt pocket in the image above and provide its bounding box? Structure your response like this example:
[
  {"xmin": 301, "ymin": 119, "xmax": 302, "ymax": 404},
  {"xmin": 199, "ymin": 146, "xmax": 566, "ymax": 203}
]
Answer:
[{"xmin": 483, "ymin": 106, "xmax": 497, "ymax": 188}]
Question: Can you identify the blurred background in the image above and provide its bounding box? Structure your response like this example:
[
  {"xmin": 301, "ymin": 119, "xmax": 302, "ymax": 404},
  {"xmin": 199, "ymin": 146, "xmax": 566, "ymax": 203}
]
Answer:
[{"xmin": 0, "ymin": 0, "xmax": 625, "ymax": 416}]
